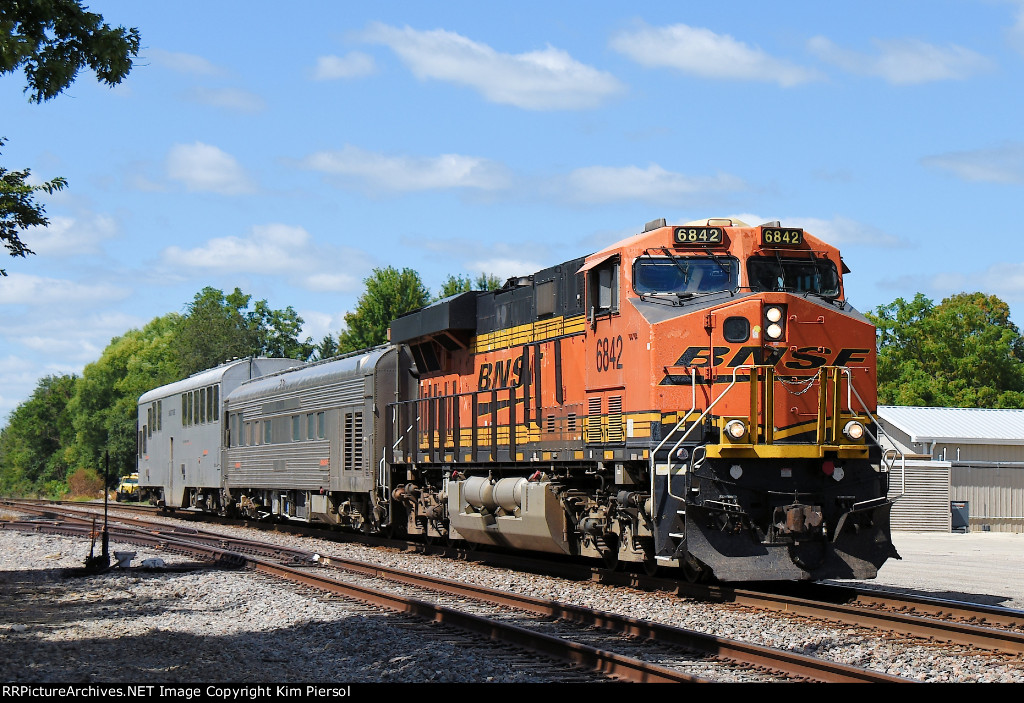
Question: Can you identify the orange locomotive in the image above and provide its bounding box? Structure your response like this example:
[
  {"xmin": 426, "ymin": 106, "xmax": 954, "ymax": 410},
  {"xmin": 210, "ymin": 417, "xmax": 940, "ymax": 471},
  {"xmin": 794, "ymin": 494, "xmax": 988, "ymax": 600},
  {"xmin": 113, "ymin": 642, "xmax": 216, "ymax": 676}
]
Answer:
[{"xmin": 388, "ymin": 217, "xmax": 899, "ymax": 581}]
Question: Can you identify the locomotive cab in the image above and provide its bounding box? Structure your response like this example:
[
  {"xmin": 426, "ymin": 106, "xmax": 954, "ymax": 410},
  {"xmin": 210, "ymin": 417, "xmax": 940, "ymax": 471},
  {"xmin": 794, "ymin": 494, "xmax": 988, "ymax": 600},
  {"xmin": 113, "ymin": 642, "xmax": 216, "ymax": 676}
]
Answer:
[{"xmin": 602, "ymin": 218, "xmax": 898, "ymax": 580}]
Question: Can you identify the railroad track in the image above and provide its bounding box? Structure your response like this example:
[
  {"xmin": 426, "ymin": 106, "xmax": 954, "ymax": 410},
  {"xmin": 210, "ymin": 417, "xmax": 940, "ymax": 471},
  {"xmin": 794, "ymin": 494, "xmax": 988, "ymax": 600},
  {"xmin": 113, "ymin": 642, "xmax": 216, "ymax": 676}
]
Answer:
[
  {"xmin": 3, "ymin": 500, "xmax": 908, "ymax": 682},
  {"xmin": 5, "ymin": 499, "xmax": 1023, "ymax": 674}
]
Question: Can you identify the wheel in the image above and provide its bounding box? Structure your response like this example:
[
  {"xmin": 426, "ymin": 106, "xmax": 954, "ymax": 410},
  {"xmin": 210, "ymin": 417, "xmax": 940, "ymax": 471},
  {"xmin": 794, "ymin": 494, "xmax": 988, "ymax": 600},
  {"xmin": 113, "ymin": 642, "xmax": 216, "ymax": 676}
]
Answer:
[{"xmin": 642, "ymin": 555, "xmax": 660, "ymax": 577}]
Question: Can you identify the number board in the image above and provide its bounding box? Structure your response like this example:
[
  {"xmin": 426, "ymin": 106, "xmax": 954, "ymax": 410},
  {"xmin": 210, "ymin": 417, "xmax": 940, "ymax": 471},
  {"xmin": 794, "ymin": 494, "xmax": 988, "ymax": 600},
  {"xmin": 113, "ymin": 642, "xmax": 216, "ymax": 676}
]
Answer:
[
  {"xmin": 760, "ymin": 227, "xmax": 804, "ymax": 246},
  {"xmin": 674, "ymin": 226, "xmax": 723, "ymax": 246}
]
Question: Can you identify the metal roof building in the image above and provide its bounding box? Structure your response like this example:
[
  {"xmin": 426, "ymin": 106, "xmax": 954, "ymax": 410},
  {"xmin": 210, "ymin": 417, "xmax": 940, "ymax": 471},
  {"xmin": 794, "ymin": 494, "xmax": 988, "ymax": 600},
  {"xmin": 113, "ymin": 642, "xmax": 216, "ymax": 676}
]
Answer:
[
  {"xmin": 878, "ymin": 406, "xmax": 1024, "ymax": 462},
  {"xmin": 876, "ymin": 406, "xmax": 1024, "ymax": 533}
]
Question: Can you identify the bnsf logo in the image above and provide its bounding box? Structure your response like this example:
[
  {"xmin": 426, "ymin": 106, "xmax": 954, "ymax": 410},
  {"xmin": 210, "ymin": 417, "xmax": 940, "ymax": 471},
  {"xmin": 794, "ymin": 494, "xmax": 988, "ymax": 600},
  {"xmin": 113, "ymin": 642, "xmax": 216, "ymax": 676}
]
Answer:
[
  {"xmin": 478, "ymin": 357, "xmax": 525, "ymax": 390},
  {"xmin": 676, "ymin": 346, "xmax": 871, "ymax": 370}
]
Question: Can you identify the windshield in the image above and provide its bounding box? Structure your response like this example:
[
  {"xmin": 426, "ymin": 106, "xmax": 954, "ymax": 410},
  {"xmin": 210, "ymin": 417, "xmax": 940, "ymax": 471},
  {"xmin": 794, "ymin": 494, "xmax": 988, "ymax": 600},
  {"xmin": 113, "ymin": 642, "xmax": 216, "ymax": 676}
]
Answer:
[
  {"xmin": 747, "ymin": 257, "xmax": 840, "ymax": 297},
  {"xmin": 633, "ymin": 257, "xmax": 738, "ymax": 295}
]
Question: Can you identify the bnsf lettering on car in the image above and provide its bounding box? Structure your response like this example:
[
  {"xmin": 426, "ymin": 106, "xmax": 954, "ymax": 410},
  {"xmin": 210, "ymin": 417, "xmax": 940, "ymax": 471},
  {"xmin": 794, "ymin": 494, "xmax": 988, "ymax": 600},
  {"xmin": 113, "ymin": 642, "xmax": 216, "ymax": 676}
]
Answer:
[
  {"xmin": 673, "ymin": 345, "xmax": 871, "ymax": 369},
  {"xmin": 478, "ymin": 356, "xmax": 524, "ymax": 391}
]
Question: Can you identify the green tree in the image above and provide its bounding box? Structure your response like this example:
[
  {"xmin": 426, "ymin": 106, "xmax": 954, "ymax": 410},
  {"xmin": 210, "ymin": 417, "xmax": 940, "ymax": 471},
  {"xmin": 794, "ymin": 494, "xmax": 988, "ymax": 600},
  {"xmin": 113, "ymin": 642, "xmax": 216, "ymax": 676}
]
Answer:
[
  {"xmin": 0, "ymin": 138, "xmax": 67, "ymax": 275},
  {"xmin": 309, "ymin": 334, "xmax": 340, "ymax": 361},
  {"xmin": 869, "ymin": 292, "xmax": 1024, "ymax": 408},
  {"xmin": 434, "ymin": 272, "xmax": 502, "ymax": 300},
  {"xmin": 338, "ymin": 267, "xmax": 429, "ymax": 352},
  {"xmin": 175, "ymin": 287, "xmax": 313, "ymax": 376},
  {"xmin": 1, "ymin": 0, "xmax": 140, "ymax": 104},
  {"xmin": 251, "ymin": 298, "xmax": 313, "ymax": 360},
  {"xmin": 0, "ymin": 374, "xmax": 77, "ymax": 495},
  {"xmin": 1, "ymin": 1, "xmax": 139, "ymax": 273},
  {"xmin": 68, "ymin": 314, "xmax": 182, "ymax": 479},
  {"xmin": 175, "ymin": 287, "xmax": 254, "ymax": 375}
]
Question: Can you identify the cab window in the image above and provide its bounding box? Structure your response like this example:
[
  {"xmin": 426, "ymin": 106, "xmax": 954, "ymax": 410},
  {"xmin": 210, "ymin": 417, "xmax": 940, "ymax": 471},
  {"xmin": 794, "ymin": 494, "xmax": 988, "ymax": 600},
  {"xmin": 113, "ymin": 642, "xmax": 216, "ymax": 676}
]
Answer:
[
  {"xmin": 747, "ymin": 257, "xmax": 840, "ymax": 297},
  {"xmin": 633, "ymin": 256, "xmax": 737, "ymax": 296},
  {"xmin": 588, "ymin": 258, "xmax": 619, "ymax": 317}
]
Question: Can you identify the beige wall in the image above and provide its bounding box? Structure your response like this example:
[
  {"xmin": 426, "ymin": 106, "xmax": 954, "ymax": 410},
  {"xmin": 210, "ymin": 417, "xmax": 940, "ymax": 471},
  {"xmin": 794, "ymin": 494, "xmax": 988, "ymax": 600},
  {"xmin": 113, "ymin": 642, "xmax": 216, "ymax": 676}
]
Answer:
[{"xmin": 952, "ymin": 465, "xmax": 1024, "ymax": 534}]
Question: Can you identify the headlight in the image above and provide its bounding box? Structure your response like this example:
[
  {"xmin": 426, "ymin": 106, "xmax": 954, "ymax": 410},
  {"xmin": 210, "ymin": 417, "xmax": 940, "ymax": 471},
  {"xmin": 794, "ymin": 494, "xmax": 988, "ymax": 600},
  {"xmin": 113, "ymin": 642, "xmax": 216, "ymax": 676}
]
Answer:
[
  {"xmin": 763, "ymin": 305, "xmax": 786, "ymax": 340},
  {"xmin": 843, "ymin": 420, "xmax": 865, "ymax": 441},
  {"xmin": 725, "ymin": 419, "xmax": 747, "ymax": 440}
]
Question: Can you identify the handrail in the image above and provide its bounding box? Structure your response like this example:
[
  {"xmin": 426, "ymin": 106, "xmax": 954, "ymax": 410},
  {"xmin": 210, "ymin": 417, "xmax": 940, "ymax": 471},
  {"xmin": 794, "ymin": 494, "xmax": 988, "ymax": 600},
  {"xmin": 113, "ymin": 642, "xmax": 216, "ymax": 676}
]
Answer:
[
  {"xmin": 841, "ymin": 369, "xmax": 906, "ymax": 502},
  {"xmin": 652, "ymin": 366, "xmax": 754, "ymax": 502},
  {"xmin": 649, "ymin": 370, "xmax": 697, "ymax": 505},
  {"xmin": 650, "ymin": 364, "xmax": 904, "ymax": 505}
]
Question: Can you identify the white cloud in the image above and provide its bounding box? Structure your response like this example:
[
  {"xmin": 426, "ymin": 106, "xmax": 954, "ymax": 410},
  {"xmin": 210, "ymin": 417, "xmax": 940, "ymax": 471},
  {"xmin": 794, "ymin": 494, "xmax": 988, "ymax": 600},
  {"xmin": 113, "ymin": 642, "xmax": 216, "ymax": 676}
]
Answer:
[
  {"xmin": 147, "ymin": 48, "xmax": 225, "ymax": 76},
  {"xmin": 982, "ymin": 262, "xmax": 1024, "ymax": 298},
  {"xmin": 185, "ymin": 87, "xmax": 266, "ymax": 113},
  {"xmin": 19, "ymin": 335, "xmax": 104, "ymax": 359},
  {"xmin": 160, "ymin": 223, "xmax": 369, "ymax": 293},
  {"xmin": 880, "ymin": 262, "xmax": 1024, "ymax": 308},
  {"xmin": 610, "ymin": 22, "xmax": 821, "ymax": 87},
  {"xmin": 162, "ymin": 224, "xmax": 313, "ymax": 274},
  {"xmin": 299, "ymin": 309, "xmax": 347, "ymax": 341},
  {"xmin": 921, "ymin": 142, "xmax": 1024, "ymax": 183},
  {"xmin": 463, "ymin": 258, "xmax": 542, "ymax": 281},
  {"xmin": 781, "ymin": 216, "xmax": 908, "ymax": 248},
  {"xmin": 362, "ymin": 23, "xmax": 622, "ymax": 109},
  {"xmin": 2, "ymin": 311, "xmax": 142, "ymax": 359},
  {"xmin": 302, "ymin": 144, "xmax": 511, "ymax": 192},
  {"xmin": 0, "ymin": 355, "xmax": 41, "ymax": 422},
  {"xmin": 166, "ymin": 142, "xmax": 255, "ymax": 195},
  {"xmin": 25, "ymin": 213, "xmax": 118, "ymax": 256},
  {"xmin": 1009, "ymin": 2, "xmax": 1024, "ymax": 56},
  {"xmin": 401, "ymin": 236, "xmax": 546, "ymax": 281},
  {"xmin": 563, "ymin": 164, "xmax": 746, "ymax": 205},
  {"xmin": 808, "ymin": 36, "xmax": 993, "ymax": 85},
  {"xmin": 0, "ymin": 273, "xmax": 130, "ymax": 306},
  {"xmin": 313, "ymin": 52, "xmax": 376, "ymax": 80},
  {"xmin": 0, "ymin": 355, "xmax": 36, "ymax": 383},
  {"xmin": 0, "ymin": 312, "xmax": 145, "ymax": 421},
  {"xmin": 728, "ymin": 213, "xmax": 907, "ymax": 248},
  {"xmin": 304, "ymin": 273, "xmax": 359, "ymax": 293}
]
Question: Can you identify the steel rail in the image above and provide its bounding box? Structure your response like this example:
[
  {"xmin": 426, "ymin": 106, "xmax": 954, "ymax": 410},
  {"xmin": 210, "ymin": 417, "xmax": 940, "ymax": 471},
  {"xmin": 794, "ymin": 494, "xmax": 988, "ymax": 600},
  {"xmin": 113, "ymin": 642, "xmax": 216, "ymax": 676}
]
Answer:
[
  {"xmin": 7, "ymin": 500, "xmax": 1017, "ymax": 664},
  {"xmin": 0, "ymin": 513, "xmax": 703, "ymax": 683},
  {"xmin": 246, "ymin": 555, "xmax": 710, "ymax": 683},
  {"xmin": 309, "ymin": 552, "xmax": 909, "ymax": 683},
  {"xmin": 844, "ymin": 589, "xmax": 1024, "ymax": 631},
  {"xmin": 729, "ymin": 588, "xmax": 1024, "ymax": 655},
  {"xmin": 3, "ymin": 503, "xmax": 908, "ymax": 683}
]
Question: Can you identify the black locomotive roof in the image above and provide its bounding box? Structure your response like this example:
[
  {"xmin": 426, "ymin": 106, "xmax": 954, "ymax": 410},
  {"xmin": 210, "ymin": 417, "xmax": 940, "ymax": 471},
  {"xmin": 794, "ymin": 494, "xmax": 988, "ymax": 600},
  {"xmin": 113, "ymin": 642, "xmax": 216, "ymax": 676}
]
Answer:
[{"xmin": 388, "ymin": 256, "xmax": 588, "ymax": 349}]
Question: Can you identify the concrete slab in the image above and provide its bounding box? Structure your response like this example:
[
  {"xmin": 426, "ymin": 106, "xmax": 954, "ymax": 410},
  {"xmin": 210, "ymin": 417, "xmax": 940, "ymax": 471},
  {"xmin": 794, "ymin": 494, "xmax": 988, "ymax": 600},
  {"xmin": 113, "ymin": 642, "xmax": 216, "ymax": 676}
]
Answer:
[{"xmin": 836, "ymin": 531, "xmax": 1024, "ymax": 610}]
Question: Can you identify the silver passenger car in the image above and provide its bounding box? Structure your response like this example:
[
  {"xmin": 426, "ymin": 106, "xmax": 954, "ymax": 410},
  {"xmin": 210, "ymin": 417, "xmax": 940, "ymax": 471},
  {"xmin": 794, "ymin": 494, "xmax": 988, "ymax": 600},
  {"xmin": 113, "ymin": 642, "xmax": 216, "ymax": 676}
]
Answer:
[
  {"xmin": 137, "ymin": 358, "xmax": 303, "ymax": 509},
  {"xmin": 222, "ymin": 346, "xmax": 414, "ymax": 529}
]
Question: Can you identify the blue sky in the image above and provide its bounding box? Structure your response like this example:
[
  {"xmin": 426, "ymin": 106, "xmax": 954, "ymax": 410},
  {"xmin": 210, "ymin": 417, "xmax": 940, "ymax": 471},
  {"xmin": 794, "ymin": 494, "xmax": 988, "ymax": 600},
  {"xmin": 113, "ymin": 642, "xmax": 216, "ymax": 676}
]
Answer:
[{"xmin": 3, "ymin": 1, "xmax": 1024, "ymax": 420}]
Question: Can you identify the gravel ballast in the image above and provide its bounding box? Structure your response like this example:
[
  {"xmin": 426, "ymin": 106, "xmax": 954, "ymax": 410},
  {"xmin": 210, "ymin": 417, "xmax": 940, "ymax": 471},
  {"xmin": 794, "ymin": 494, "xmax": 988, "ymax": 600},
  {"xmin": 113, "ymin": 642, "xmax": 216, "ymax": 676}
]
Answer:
[{"xmin": 1, "ymin": 520, "xmax": 1022, "ymax": 684}]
